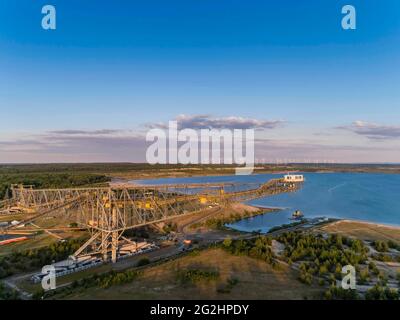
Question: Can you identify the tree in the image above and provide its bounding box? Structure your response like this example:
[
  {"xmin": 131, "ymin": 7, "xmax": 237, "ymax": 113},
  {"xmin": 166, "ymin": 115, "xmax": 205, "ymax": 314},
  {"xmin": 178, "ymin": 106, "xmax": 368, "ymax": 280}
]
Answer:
[
  {"xmin": 324, "ymin": 286, "xmax": 359, "ymax": 300},
  {"xmin": 223, "ymin": 237, "xmax": 232, "ymax": 248},
  {"xmin": 374, "ymin": 240, "xmax": 389, "ymax": 252},
  {"xmin": 359, "ymin": 268, "xmax": 370, "ymax": 285}
]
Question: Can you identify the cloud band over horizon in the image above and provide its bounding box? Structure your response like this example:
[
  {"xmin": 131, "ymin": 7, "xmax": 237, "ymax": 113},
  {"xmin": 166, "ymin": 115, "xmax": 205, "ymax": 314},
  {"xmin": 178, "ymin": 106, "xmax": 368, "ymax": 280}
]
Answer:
[{"xmin": 1, "ymin": 115, "xmax": 400, "ymax": 164}]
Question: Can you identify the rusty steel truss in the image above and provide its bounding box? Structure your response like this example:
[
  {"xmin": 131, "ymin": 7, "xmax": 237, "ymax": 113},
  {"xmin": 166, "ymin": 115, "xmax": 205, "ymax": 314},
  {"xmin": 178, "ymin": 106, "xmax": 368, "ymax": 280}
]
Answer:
[{"xmin": 1, "ymin": 179, "xmax": 300, "ymax": 263}]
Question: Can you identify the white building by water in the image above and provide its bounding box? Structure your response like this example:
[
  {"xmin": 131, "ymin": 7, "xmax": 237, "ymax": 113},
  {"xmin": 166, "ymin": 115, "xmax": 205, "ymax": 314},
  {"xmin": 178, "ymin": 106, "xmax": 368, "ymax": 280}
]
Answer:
[{"xmin": 283, "ymin": 174, "xmax": 304, "ymax": 182}]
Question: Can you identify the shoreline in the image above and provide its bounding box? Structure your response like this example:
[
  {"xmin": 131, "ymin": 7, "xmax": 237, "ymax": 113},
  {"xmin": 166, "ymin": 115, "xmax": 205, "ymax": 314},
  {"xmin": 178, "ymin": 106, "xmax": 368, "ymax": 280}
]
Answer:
[
  {"xmin": 109, "ymin": 169, "xmax": 400, "ymax": 182},
  {"xmin": 319, "ymin": 219, "xmax": 400, "ymax": 243},
  {"xmin": 111, "ymin": 174, "xmax": 400, "ymax": 236},
  {"xmin": 110, "ymin": 172, "xmax": 284, "ymax": 185},
  {"xmin": 225, "ymin": 204, "xmax": 400, "ymax": 235},
  {"xmin": 325, "ymin": 218, "xmax": 400, "ymax": 231},
  {"xmin": 112, "ymin": 170, "xmax": 400, "ymax": 185}
]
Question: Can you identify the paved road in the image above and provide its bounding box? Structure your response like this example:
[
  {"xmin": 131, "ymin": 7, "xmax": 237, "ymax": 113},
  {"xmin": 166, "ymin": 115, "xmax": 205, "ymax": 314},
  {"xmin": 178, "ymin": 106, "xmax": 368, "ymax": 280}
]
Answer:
[{"xmin": 2, "ymin": 277, "xmax": 33, "ymax": 300}]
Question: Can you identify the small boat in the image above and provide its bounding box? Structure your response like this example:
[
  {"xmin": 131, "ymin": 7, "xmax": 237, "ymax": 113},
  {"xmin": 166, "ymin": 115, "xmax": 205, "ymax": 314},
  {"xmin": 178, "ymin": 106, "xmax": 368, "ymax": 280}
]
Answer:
[{"xmin": 290, "ymin": 210, "xmax": 304, "ymax": 220}]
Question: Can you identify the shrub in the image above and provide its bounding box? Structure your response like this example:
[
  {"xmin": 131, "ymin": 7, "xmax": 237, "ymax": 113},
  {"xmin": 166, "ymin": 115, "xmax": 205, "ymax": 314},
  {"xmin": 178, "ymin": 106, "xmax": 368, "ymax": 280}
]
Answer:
[
  {"xmin": 373, "ymin": 240, "xmax": 389, "ymax": 253},
  {"xmin": 176, "ymin": 269, "xmax": 219, "ymax": 284},
  {"xmin": 221, "ymin": 236, "xmax": 276, "ymax": 264},
  {"xmin": 136, "ymin": 257, "xmax": 150, "ymax": 267},
  {"xmin": 365, "ymin": 284, "xmax": 399, "ymax": 300},
  {"xmin": 222, "ymin": 237, "xmax": 232, "ymax": 248},
  {"xmin": 217, "ymin": 277, "xmax": 239, "ymax": 294},
  {"xmin": 324, "ymin": 286, "xmax": 359, "ymax": 300}
]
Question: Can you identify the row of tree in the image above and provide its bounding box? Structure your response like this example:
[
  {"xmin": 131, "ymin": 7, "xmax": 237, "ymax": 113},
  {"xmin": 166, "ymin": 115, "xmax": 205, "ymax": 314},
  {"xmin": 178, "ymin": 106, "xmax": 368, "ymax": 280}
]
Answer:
[
  {"xmin": 0, "ymin": 238, "xmax": 84, "ymax": 279},
  {"xmin": 34, "ymin": 269, "xmax": 141, "ymax": 299},
  {"xmin": 0, "ymin": 172, "xmax": 110, "ymax": 199},
  {"xmin": 176, "ymin": 269, "xmax": 220, "ymax": 284},
  {"xmin": 276, "ymin": 232, "xmax": 370, "ymax": 287},
  {"xmin": 222, "ymin": 236, "xmax": 276, "ymax": 265},
  {"xmin": 372, "ymin": 239, "xmax": 400, "ymax": 252},
  {"xmin": 277, "ymin": 232, "xmax": 368, "ymax": 266}
]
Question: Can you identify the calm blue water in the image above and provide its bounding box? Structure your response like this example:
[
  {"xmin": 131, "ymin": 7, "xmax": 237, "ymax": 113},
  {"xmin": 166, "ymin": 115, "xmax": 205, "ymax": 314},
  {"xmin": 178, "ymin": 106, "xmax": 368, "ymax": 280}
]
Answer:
[{"xmin": 132, "ymin": 173, "xmax": 400, "ymax": 232}]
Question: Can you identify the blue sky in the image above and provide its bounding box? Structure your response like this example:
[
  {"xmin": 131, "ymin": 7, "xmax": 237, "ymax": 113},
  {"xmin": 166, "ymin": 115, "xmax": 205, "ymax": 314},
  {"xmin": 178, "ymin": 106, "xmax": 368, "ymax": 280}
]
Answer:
[{"xmin": 0, "ymin": 0, "xmax": 400, "ymax": 163}]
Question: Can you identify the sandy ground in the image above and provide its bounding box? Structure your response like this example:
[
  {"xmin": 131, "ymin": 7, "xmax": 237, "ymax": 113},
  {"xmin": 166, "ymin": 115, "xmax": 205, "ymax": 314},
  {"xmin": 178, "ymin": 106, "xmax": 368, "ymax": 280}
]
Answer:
[
  {"xmin": 169, "ymin": 202, "xmax": 269, "ymax": 243},
  {"xmin": 107, "ymin": 167, "xmax": 285, "ymax": 181},
  {"xmin": 229, "ymin": 202, "xmax": 263, "ymax": 213},
  {"xmin": 319, "ymin": 219, "xmax": 400, "ymax": 243}
]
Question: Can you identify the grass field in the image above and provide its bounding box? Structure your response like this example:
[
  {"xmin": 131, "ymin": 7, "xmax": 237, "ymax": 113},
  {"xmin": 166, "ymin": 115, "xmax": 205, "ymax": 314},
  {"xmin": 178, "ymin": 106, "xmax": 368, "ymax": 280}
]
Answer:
[
  {"xmin": 0, "ymin": 234, "xmax": 57, "ymax": 256},
  {"xmin": 52, "ymin": 248, "xmax": 323, "ymax": 300}
]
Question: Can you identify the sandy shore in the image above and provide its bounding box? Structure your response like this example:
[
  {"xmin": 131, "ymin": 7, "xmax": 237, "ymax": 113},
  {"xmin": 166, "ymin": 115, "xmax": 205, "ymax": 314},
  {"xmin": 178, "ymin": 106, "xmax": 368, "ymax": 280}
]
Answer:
[
  {"xmin": 320, "ymin": 219, "xmax": 400, "ymax": 243},
  {"xmin": 329, "ymin": 219, "xmax": 400, "ymax": 230},
  {"xmin": 109, "ymin": 170, "xmax": 286, "ymax": 182}
]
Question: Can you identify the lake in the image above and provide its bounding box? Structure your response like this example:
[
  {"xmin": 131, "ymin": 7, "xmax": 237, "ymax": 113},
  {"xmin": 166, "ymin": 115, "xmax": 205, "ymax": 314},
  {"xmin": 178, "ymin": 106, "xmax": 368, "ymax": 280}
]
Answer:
[{"xmin": 133, "ymin": 172, "xmax": 400, "ymax": 232}]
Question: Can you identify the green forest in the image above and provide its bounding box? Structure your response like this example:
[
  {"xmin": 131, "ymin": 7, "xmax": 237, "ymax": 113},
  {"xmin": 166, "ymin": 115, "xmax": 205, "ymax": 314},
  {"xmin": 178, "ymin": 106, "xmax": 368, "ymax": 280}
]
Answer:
[
  {"xmin": 0, "ymin": 163, "xmax": 129, "ymax": 199},
  {"xmin": 0, "ymin": 173, "xmax": 110, "ymax": 199}
]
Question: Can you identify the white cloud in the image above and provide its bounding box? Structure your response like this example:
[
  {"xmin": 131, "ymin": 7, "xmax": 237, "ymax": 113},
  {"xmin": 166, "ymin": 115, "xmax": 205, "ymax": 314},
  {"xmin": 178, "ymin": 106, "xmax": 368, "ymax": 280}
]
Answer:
[
  {"xmin": 146, "ymin": 114, "xmax": 284, "ymax": 130},
  {"xmin": 337, "ymin": 121, "xmax": 400, "ymax": 140}
]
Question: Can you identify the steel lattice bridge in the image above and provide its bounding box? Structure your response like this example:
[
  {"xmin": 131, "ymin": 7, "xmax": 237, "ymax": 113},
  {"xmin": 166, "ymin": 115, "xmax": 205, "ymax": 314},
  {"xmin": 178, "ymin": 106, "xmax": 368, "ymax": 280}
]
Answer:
[{"xmin": 0, "ymin": 178, "xmax": 301, "ymax": 263}]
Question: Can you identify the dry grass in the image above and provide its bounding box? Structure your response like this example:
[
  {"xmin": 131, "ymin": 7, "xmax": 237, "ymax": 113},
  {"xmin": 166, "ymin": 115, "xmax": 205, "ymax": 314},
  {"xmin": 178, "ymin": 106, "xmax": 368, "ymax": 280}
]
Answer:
[
  {"xmin": 320, "ymin": 220, "xmax": 400, "ymax": 244},
  {"xmin": 0, "ymin": 234, "xmax": 57, "ymax": 256},
  {"xmin": 59, "ymin": 248, "xmax": 323, "ymax": 300}
]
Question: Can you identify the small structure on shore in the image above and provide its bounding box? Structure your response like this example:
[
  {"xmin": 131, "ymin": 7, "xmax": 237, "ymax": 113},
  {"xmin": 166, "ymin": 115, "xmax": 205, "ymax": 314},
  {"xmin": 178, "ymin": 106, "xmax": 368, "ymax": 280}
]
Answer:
[
  {"xmin": 291, "ymin": 210, "xmax": 304, "ymax": 220},
  {"xmin": 284, "ymin": 174, "xmax": 304, "ymax": 183}
]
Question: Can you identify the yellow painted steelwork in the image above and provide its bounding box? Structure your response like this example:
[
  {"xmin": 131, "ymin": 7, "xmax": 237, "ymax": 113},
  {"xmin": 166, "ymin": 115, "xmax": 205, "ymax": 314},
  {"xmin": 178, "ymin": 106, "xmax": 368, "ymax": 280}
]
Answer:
[{"xmin": 199, "ymin": 196, "xmax": 208, "ymax": 204}]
